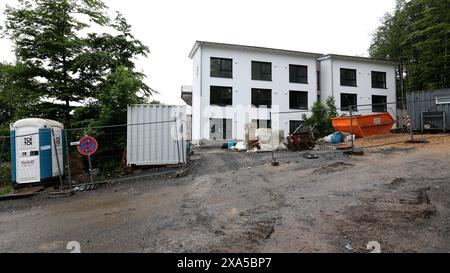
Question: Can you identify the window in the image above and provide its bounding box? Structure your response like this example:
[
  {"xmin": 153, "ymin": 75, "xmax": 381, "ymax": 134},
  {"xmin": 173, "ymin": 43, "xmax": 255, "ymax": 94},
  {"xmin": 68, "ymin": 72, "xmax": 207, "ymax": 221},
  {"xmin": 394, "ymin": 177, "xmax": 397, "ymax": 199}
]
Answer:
[
  {"xmin": 371, "ymin": 71, "xmax": 386, "ymax": 89},
  {"xmin": 210, "ymin": 118, "xmax": 232, "ymax": 140},
  {"xmin": 252, "ymin": 119, "xmax": 272, "ymax": 129},
  {"xmin": 289, "ymin": 120, "xmax": 304, "ymax": 134},
  {"xmin": 252, "ymin": 61, "xmax": 272, "ymax": 81},
  {"xmin": 210, "ymin": 86, "xmax": 232, "ymax": 106},
  {"xmin": 340, "ymin": 93, "xmax": 357, "ymax": 111},
  {"xmin": 289, "ymin": 91, "xmax": 308, "ymax": 109},
  {"xmin": 210, "ymin": 57, "xmax": 232, "ymax": 78},
  {"xmin": 340, "ymin": 68, "xmax": 357, "ymax": 87},
  {"xmin": 372, "ymin": 95, "xmax": 387, "ymax": 112},
  {"xmin": 317, "ymin": 71, "xmax": 320, "ymax": 90},
  {"xmin": 251, "ymin": 88, "xmax": 272, "ymax": 108},
  {"xmin": 289, "ymin": 65, "xmax": 308, "ymax": 83}
]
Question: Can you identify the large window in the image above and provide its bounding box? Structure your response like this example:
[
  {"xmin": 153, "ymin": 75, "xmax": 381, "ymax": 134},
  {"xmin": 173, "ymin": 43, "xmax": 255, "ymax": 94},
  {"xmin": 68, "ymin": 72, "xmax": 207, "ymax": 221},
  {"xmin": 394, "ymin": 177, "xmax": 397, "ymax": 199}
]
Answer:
[
  {"xmin": 340, "ymin": 68, "xmax": 357, "ymax": 87},
  {"xmin": 210, "ymin": 57, "xmax": 232, "ymax": 78},
  {"xmin": 251, "ymin": 61, "xmax": 272, "ymax": 81},
  {"xmin": 340, "ymin": 93, "xmax": 358, "ymax": 111},
  {"xmin": 251, "ymin": 88, "xmax": 272, "ymax": 108},
  {"xmin": 210, "ymin": 118, "xmax": 232, "ymax": 140},
  {"xmin": 210, "ymin": 86, "xmax": 232, "ymax": 106},
  {"xmin": 289, "ymin": 120, "xmax": 304, "ymax": 134},
  {"xmin": 289, "ymin": 65, "xmax": 308, "ymax": 83},
  {"xmin": 371, "ymin": 71, "xmax": 386, "ymax": 89},
  {"xmin": 289, "ymin": 91, "xmax": 308, "ymax": 109},
  {"xmin": 372, "ymin": 95, "xmax": 387, "ymax": 112},
  {"xmin": 252, "ymin": 119, "xmax": 272, "ymax": 129}
]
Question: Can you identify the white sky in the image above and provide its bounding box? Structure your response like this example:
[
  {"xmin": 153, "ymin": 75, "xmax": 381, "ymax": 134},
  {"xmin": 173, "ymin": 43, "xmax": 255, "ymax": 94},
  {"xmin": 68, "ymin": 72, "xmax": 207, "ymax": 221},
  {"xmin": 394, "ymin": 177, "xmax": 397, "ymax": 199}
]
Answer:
[{"xmin": 0, "ymin": 0, "xmax": 396, "ymax": 105}]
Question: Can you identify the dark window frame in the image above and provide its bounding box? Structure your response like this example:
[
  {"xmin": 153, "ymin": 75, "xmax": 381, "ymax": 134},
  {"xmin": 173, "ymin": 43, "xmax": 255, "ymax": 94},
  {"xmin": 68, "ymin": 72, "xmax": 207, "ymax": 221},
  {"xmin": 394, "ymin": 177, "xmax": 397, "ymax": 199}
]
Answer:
[
  {"xmin": 289, "ymin": 120, "xmax": 304, "ymax": 134},
  {"xmin": 251, "ymin": 88, "xmax": 272, "ymax": 108},
  {"xmin": 210, "ymin": 118, "xmax": 232, "ymax": 140},
  {"xmin": 210, "ymin": 85, "xmax": 233, "ymax": 106},
  {"xmin": 210, "ymin": 57, "xmax": 233, "ymax": 78},
  {"xmin": 371, "ymin": 71, "xmax": 387, "ymax": 89},
  {"xmin": 340, "ymin": 93, "xmax": 358, "ymax": 111},
  {"xmin": 289, "ymin": 90, "xmax": 308, "ymax": 110},
  {"xmin": 251, "ymin": 61, "xmax": 272, "ymax": 81},
  {"xmin": 252, "ymin": 119, "xmax": 272, "ymax": 129},
  {"xmin": 372, "ymin": 95, "xmax": 387, "ymax": 112},
  {"xmin": 340, "ymin": 68, "xmax": 357, "ymax": 87},
  {"xmin": 289, "ymin": 64, "xmax": 308, "ymax": 84}
]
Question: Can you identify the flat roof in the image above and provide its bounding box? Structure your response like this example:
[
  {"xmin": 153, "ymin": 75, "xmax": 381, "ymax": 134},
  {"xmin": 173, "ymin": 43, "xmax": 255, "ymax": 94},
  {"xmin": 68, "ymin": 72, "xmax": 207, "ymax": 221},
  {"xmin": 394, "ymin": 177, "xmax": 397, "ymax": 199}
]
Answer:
[
  {"xmin": 188, "ymin": 41, "xmax": 323, "ymax": 59},
  {"xmin": 188, "ymin": 41, "xmax": 396, "ymax": 65},
  {"xmin": 317, "ymin": 54, "xmax": 396, "ymax": 65}
]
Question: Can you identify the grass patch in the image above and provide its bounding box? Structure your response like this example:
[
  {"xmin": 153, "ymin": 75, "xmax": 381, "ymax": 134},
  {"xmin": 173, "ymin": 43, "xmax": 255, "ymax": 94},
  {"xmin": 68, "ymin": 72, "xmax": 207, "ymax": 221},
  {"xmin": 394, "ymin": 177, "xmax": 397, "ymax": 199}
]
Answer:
[{"xmin": 0, "ymin": 184, "xmax": 12, "ymax": 196}]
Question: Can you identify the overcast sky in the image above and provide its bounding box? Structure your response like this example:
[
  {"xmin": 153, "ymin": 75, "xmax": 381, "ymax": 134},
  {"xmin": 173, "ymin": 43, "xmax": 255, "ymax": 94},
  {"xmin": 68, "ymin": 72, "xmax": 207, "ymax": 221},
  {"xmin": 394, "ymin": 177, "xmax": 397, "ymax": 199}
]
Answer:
[{"xmin": 0, "ymin": 0, "xmax": 396, "ymax": 105}]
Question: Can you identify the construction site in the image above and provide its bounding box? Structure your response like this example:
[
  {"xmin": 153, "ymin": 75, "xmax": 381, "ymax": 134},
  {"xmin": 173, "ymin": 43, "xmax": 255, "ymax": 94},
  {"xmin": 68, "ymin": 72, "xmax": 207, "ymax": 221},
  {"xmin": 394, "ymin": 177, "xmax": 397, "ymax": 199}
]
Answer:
[{"xmin": 0, "ymin": 131, "xmax": 449, "ymax": 253}]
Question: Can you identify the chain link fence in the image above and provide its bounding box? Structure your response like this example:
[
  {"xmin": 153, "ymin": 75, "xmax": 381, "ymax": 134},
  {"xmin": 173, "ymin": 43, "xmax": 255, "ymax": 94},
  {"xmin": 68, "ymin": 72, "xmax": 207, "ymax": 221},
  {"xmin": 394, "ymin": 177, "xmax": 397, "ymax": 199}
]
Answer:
[
  {"xmin": 0, "ymin": 134, "xmax": 12, "ymax": 190},
  {"xmin": 269, "ymin": 97, "xmax": 450, "ymax": 163},
  {"xmin": 0, "ymin": 119, "xmax": 188, "ymax": 192}
]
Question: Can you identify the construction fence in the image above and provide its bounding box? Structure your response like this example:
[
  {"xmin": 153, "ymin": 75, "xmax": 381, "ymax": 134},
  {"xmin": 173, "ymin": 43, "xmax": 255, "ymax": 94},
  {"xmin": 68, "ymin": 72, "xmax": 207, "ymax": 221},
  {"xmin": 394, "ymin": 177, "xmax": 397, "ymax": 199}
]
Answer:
[
  {"xmin": 0, "ymin": 119, "xmax": 188, "ymax": 190},
  {"xmin": 269, "ymin": 97, "xmax": 450, "ymax": 162}
]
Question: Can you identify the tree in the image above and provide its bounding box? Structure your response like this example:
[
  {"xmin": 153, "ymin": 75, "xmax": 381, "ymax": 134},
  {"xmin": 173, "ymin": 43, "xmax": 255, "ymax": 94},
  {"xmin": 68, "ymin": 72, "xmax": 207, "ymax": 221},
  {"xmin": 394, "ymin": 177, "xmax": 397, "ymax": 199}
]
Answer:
[
  {"xmin": 369, "ymin": 0, "xmax": 450, "ymax": 92},
  {"xmin": 0, "ymin": 62, "xmax": 40, "ymax": 129},
  {"xmin": 2, "ymin": 0, "xmax": 153, "ymax": 125},
  {"xmin": 302, "ymin": 96, "xmax": 338, "ymax": 138}
]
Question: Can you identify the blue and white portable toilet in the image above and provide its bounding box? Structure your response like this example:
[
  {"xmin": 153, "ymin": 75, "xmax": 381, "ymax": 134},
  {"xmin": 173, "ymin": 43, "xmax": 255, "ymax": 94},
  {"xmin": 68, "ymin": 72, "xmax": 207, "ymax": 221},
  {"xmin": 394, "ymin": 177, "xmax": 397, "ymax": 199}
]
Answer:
[{"xmin": 10, "ymin": 118, "xmax": 65, "ymax": 186}]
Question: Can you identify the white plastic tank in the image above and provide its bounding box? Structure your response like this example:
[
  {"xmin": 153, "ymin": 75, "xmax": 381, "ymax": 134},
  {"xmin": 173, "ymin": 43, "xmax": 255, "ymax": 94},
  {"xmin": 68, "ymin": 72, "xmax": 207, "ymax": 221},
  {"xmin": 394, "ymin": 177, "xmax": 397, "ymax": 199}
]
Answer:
[{"xmin": 10, "ymin": 118, "xmax": 64, "ymax": 185}]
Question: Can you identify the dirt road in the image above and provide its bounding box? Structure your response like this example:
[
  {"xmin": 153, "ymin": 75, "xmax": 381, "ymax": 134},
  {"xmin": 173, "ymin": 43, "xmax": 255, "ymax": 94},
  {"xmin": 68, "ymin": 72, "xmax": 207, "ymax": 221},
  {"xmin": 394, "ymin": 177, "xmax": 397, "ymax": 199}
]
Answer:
[{"xmin": 1, "ymin": 136, "xmax": 449, "ymax": 253}]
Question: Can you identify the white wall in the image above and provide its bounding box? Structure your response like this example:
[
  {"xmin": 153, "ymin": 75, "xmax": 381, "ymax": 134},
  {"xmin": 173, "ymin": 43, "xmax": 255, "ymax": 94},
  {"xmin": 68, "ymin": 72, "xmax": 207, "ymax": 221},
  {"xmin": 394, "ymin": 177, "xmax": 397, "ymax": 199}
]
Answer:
[
  {"xmin": 191, "ymin": 48, "xmax": 202, "ymax": 143},
  {"xmin": 192, "ymin": 47, "xmax": 397, "ymax": 143},
  {"xmin": 319, "ymin": 59, "xmax": 333, "ymax": 102},
  {"xmin": 193, "ymin": 46, "xmax": 318, "ymax": 142},
  {"xmin": 320, "ymin": 58, "xmax": 397, "ymax": 117}
]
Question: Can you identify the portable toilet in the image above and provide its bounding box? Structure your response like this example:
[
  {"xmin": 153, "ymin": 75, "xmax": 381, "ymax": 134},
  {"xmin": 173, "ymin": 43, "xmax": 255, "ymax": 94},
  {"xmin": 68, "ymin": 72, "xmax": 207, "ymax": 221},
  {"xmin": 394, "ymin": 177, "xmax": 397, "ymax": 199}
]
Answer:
[{"xmin": 10, "ymin": 118, "xmax": 65, "ymax": 186}]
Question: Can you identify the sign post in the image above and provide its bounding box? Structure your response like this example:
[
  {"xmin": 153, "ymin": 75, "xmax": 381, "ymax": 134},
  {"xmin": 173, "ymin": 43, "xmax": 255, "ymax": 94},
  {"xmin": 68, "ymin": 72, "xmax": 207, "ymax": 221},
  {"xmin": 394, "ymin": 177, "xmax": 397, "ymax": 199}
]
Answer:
[{"xmin": 77, "ymin": 136, "xmax": 98, "ymax": 184}]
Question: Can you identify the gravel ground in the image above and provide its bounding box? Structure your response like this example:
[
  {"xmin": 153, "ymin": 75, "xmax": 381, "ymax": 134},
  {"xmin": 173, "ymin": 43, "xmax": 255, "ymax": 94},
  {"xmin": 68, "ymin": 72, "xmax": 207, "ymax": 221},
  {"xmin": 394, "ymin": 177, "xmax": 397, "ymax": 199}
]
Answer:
[{"xmin": 0, "ymin": 135, "xmax": 449, "ymax": 253}]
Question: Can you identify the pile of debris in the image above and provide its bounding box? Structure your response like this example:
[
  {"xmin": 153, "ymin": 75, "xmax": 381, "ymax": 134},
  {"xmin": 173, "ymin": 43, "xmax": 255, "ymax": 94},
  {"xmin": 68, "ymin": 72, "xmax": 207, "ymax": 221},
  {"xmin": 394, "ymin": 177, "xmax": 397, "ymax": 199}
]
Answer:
[
  {"xmin": 225, "ymin": 121, "xmax": 317, "ymax": 153},
  {"xmin": 318, "ymin": 132, "xmax": 356, "ymax": 150}
]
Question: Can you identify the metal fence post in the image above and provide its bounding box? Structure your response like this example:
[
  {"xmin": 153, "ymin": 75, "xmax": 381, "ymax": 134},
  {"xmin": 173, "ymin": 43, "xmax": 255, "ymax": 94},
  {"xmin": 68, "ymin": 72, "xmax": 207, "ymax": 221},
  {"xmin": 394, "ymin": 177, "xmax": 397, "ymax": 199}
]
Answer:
[
  {"xmin": 180, "ymin": 115, "xmax": 186, "ymax": 165},
  {"xmin": 0, "ymin": 137, "xmax": 5, "ymax": 186},
  {"xmin": 63, "ymin": 129, "xmax": 72, "ymax": 189},
  {"xmin": 269, "ymin": 111, "xmax": 275, "ymax": 163},
  {"xmin": 51, "ymin": 129, "xmax": 64, "ymax": 190},
  {"xmin": 350, "ymin": 106, "xmax": 355, "ymax": 153},
  {"xmin": 175, "ymin": 118, "xmax": 181, "ymax": 165}
]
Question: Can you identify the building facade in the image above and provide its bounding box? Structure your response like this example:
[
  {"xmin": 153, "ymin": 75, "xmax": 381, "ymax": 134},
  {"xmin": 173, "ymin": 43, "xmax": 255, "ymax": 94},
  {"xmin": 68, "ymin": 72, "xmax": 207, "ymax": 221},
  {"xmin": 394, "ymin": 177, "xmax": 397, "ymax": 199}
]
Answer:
[{"xmin": 185, "ymin": 41, "xmax": 397, "ymax": 144}]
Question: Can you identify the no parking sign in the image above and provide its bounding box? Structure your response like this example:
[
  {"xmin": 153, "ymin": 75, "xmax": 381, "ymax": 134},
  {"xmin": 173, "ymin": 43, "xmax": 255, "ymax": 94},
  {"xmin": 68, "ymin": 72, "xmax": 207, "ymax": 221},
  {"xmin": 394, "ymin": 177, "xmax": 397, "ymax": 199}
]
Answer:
[{"xmin": 77, "ymin": 136, "xmax": 98, "ymax": 156}]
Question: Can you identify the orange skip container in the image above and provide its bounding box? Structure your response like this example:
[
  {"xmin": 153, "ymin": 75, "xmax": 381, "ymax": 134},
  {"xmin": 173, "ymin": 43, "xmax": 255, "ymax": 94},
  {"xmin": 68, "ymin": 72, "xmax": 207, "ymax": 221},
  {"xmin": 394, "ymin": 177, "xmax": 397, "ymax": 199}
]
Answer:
[{"xmin": 331, "ymin": 112, "xmax": 395, "ymax": 138}]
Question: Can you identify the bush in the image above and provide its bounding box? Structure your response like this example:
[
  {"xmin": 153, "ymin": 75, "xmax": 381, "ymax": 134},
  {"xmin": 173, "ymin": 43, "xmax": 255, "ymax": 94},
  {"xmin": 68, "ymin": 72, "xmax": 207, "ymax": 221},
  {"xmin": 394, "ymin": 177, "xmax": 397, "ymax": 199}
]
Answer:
[{"xmin": 302, "ymin": 96, "xmax": 338, "ymax": 138}]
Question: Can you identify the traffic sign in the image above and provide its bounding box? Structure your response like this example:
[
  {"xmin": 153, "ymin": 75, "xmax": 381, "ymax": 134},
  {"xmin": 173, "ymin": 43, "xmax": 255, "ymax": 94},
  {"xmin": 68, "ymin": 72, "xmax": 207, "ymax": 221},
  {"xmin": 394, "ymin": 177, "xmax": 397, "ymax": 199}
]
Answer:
[{"xmin": 77, "ymin": 136, "xmax": 98, "ymax": 156}]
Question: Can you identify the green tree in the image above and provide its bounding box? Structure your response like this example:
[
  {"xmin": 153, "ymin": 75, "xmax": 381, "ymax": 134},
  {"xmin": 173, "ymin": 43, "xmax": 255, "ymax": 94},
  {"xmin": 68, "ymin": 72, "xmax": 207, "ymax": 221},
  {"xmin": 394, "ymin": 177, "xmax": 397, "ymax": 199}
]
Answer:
[
  {"xmin": 302, "ymin": 96, "xmax": 338, "ymax": 138},
  {"xmin": 0, "ymin": 62, "xmax": 39, "ymax": 129},
  {"xmin": 369, "ymin": 0, "xmax": 450, "ymax": 92},
  {"xmin": 2, "ymin": 0, "xmax": 153, "ymax": 125},
  {"xmin": 72, "ymin": 66, "xmax": 148, "ymax": 127}
]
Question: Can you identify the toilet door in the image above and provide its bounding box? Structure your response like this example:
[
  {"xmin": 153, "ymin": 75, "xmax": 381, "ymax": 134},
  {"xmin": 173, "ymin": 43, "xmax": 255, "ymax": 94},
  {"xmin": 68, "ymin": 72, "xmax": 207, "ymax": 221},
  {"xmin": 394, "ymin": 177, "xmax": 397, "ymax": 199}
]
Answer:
[{"xmin": 15, "ymin": 127, "xmax": 40, "ymax": 184}]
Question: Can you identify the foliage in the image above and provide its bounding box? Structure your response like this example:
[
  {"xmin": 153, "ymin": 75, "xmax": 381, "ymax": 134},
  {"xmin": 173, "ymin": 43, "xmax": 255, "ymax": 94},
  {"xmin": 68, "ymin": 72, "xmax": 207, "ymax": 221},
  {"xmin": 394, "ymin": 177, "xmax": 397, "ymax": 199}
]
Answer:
[
  {"xmin": 0, "ymin": 162, "xmax": 12, "ymax": 190},
  {"xmin": 2, "ymin": 0, "xmax": 153, "ymax": 127},
  {"xmin": 302, "ymin": 96, "xmax": 338, "ymax": 138},
  {"xmin": 72, "ymin": 66, "xmax": 148, "ymax": 127},
  {"xmin": 369, "ymin": 0, "xmax": 450, "ymax": 92},
  {"xmin": 0, "ymin": 184, "xmax": 12, "ymax": 196},
  {"xmin": 0, "ymin": 62, "xmax": 40, "ymax": 127}
]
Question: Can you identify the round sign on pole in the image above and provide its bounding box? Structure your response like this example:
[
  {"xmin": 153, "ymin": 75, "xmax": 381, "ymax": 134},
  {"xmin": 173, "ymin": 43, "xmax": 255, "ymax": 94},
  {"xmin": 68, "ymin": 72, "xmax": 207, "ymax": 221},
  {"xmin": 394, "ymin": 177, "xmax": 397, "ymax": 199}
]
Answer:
[{"xmin": 77, "ymin": 136, "xmax": 98, "ymax": 156}]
